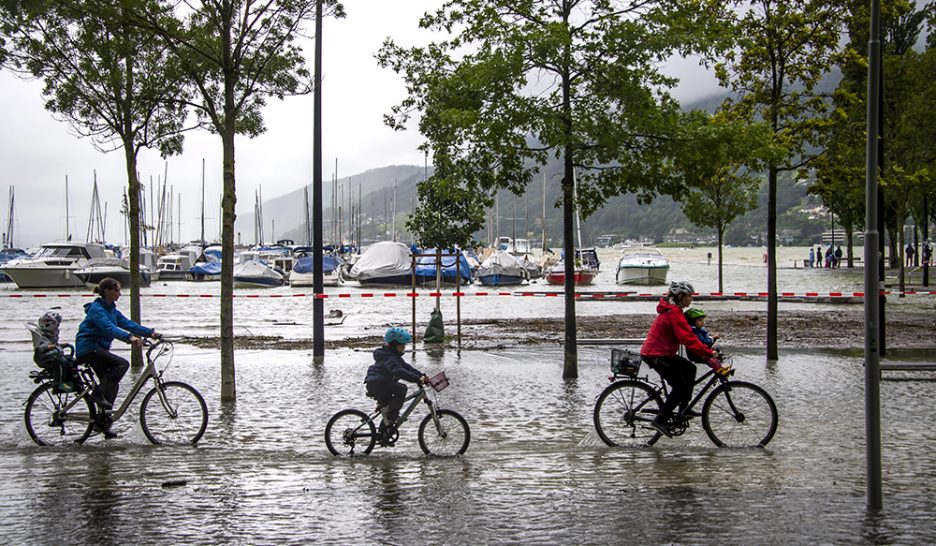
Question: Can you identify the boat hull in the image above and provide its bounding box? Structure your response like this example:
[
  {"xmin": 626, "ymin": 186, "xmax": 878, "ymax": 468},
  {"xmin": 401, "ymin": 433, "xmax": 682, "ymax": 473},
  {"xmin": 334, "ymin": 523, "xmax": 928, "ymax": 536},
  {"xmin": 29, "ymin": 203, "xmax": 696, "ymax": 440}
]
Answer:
[
  {"xmin": 1, "ymin": 265, "xmax": 86, "ymax": 289},
  {"xmin": 233, "ymin": 277, "xmax": 285, "ymax": 288},
  {"xmin": 357, "ymin": 273, "xmax": 415, "ymax": 287},
  {"xmin": 289, "ymin": 271, "xmax": 341, "ymax": 287},
  {"xmin": 75, "ymin": 267, "xmax": 151, "ymax": 288},
  {"xmin": 615, "ymin": 265, "xmax": 669, "ymax": 285},
  {"xmin": 478, "ymin": 274, "xmax": 525, "ymax": 287},
  {"xmin": 545, "ymin": 269, "xmax": 597, "ymax": 286}
]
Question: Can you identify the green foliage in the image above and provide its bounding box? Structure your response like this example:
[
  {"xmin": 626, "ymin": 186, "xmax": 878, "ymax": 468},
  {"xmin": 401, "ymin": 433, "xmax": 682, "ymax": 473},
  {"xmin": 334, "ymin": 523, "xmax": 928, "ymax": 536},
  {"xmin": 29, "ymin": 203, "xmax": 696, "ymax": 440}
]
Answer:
[
  {"xmin": 380, "ymin": 0, "xmax": 735, "ymax": 217},
  {"xmin": 405, "ymin": 174, "xmax": 486, "ymax": 250},
  {"xmin": 0, "ymin": 0, "xmax": 189, "ymax": 157}
]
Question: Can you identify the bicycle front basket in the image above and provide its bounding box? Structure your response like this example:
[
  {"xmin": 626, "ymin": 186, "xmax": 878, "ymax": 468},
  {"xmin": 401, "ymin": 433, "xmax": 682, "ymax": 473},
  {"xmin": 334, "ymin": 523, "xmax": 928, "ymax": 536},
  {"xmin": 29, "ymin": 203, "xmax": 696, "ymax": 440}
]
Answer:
[
  {"xmin": 611, "ymin": 349, "xmax": 641, "ymax": 377},
  {"xmin": 429, "ymin": 371, "xmax": 449, "ymax": 392}
]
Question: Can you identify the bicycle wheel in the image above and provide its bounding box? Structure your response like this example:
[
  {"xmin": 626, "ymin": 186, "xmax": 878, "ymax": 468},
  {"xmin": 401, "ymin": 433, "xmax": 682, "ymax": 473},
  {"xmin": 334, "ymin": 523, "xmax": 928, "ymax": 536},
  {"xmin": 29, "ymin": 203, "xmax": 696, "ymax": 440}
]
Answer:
[
  {"xmin": 140, "ymin": 381, "xmax": 208, "ymax": 445},
  {"xmin": 702, "ymin": 381, "xmax": 778, "ymax": 448},
  {"xmin": 418, "ymin": 409, "xmax": 470, "ymax": 456},
  {"xmin": 593, "ymin": 380, "xmax": 663, "ymax": 447},
  {"xmin": 325, "ymin": 409, "xmax": 376, "ymax": 456},
  {"xmin": 24, "ymin": 383, "xmax": 95, "ymax": 446}
]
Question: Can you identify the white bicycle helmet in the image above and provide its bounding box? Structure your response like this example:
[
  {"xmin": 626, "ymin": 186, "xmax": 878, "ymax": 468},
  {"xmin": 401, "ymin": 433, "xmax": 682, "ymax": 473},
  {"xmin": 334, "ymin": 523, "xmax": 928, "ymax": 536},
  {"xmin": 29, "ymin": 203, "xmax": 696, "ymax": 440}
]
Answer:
[
  {"xmin": 37, "ymin": 311, "xmax": 62, "ymax": 334},
  {"xmin": 668, "ymin": 280, "xmax": 695, "ymax": 299}
]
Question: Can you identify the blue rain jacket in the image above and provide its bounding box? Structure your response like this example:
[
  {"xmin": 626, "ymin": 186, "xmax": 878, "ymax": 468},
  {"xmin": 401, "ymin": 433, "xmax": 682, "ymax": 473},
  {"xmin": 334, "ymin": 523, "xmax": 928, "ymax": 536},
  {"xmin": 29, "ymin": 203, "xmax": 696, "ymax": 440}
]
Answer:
[
  {"xmin": 365, "ymin": 346, "xmax": 423, "ymax": 384},
  {"xmin": 75, "ymin": 298, "xmax": 153, "ymax": 357}
]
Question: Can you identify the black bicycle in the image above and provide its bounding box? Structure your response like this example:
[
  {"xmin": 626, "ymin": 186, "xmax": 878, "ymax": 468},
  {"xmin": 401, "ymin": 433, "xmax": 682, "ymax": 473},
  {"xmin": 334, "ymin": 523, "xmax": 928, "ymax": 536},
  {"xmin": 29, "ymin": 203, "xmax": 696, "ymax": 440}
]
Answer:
[
  {"xmin": 325, "ymin": 371, "xmax": 470, "ymax": 457},
  {"xmin": 593, "ymin": 349, "xmax": 778, "ymax": 448}
]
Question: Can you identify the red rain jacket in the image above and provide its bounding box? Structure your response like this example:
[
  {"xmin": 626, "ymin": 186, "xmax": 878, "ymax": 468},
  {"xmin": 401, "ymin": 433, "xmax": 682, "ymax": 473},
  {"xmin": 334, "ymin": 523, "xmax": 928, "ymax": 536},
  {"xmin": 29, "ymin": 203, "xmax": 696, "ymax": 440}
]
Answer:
[{"xmin": 640, "ymin": 298, "xmax": 716, "ymax": 360}]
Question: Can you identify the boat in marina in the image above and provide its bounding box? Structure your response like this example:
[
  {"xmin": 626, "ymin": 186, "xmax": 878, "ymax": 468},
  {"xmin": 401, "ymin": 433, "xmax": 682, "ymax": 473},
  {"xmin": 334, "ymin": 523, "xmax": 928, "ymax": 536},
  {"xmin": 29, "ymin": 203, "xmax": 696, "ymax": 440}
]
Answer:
[
  {"xmin": 545, "ymin": 261, "xmax": 597, "ymax": 286},
  {"xmin": 290, "ymin": 253, "xmax": 344, "ymax": 287},
  {"xmin": 74, "ymin": 257, "xmax": 151, "ymax": 288},
  {"xmin": 414, "ymin": 248, "xmax": 473, "ymax": 286},
  {"xmin": 614, "ymin": 247, "xmax": 670, "ymax": 285},
  {"xmin": 1, "ymin": 242, "xmax": 108, "ymax": 288},
  {"xmin": 188, "ymin": 260, "xmax": 222, "ymax": 281},
  {"xmin": 348, "ymin": 241, "xmax": 413, "ymax": 286},
  {"xmin": 0, "ymin": 247, "xmax": 30, "ymax": 282},
  {"xmin": 233, "ymin": 260, "xmax": 286, "ymax": 288},
  {"xmin": 477, "ymin": 250, "xmax": 525, "ymax": 287},
  {"xmin": 155, "ymin": 249, "xmax": 197, "ymax": 281}
]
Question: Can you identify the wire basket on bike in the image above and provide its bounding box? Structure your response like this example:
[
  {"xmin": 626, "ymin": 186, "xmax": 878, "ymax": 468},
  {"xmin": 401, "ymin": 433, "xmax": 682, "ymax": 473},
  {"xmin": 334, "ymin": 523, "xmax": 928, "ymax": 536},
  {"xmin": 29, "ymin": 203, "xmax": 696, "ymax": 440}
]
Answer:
[
  {"xmin": 428, "ymin": 371, "xmax": 449, "ymax": 392},
  {"xmin": 611, "ymin": 348, "xmax": 641, "ymax": 377}
]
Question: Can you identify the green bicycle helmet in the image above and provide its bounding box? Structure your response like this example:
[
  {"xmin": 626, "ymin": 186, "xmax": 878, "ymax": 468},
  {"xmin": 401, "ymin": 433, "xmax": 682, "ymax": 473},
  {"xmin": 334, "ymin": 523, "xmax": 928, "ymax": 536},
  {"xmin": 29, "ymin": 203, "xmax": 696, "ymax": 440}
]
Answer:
[
  {"xmin": 684, "ymin": 307, "xmax": 706, "ymax": 325},
  {"xmin": 384, "ymin": 327, "xmax": 413, "ymax": 345}
]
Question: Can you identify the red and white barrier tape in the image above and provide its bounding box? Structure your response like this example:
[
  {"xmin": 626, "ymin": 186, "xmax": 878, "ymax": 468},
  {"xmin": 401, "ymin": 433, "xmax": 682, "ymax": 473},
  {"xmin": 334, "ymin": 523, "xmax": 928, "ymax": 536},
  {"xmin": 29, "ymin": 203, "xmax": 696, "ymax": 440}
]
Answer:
[{"xmin": 3, "ymin": 290, "xmax": 935, "ymax": 299}]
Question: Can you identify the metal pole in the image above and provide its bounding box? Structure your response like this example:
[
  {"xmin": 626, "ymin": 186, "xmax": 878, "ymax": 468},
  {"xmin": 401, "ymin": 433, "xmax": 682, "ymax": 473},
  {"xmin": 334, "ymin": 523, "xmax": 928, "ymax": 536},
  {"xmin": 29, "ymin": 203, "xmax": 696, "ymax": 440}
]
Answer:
[
  {"xmin": 411, "ymin": 255, "xmax": 416, "ymax": 359},
  {"xmin": 864, "ymin": 0, "xmax": 883, "ymax": 511},
  {"xmin": 312, "ymin": 0, "xmax": 325, "ymax": 363},
  {"xmin": 923, "ymin": 195, "xmax": 929, "ymax": 287},
  {"xmin": 456, "ymin": 251, "xmax": 462, "ymax": 354}
]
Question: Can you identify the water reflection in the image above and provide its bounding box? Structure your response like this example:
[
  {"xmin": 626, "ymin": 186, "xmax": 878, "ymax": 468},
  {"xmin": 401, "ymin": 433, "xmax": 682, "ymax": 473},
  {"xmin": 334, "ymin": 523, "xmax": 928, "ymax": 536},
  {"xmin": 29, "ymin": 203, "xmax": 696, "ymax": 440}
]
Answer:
[{"xmin": 3, "ymin": 344, "xmax": 936, "ymax": 543}]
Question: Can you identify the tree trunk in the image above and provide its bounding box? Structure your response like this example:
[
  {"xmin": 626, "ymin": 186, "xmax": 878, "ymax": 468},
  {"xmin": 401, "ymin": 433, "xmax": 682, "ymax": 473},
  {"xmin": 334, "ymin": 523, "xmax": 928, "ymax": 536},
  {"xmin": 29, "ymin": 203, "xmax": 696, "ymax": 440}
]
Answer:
[
  {"xmin": 561, "ymin": 149, "xmax": 577, "ymax": 379},
  {"xmin": 123, "ymin": 140, "xmax": 143, "ymax": 369},
  {"xmin": 766, "ymin": 164, "xmax": 778, "ymax": 360},
  {"xmin": 846, "ymin": 225, "xmax": 854, "ymax": 268},
  {"xmin": 220, "ymin": 127, "xmax": 237, "ymax": 402}
]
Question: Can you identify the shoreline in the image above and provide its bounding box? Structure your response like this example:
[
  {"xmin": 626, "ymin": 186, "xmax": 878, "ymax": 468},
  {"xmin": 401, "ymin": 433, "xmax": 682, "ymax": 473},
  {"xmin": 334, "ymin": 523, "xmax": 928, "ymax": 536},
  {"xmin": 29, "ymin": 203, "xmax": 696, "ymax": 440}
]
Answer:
[{"xmin": 177, "ymin": 308, "xmax": 936, "ymax": 352}]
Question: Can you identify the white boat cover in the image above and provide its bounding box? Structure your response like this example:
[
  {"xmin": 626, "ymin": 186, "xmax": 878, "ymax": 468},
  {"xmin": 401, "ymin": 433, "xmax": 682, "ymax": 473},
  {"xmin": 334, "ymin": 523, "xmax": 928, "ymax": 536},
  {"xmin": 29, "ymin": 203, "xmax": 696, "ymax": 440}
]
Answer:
[
  {"xmin": 233, "ymin": 260, "xmax": 284, "ymax": 285},
  {"xmin": 349, "ymin": 241, "xmax": 412, "ymax": 281},
  {"xmin": 477, "ymin": 250, "xmax": 525, "ymax": 278}
]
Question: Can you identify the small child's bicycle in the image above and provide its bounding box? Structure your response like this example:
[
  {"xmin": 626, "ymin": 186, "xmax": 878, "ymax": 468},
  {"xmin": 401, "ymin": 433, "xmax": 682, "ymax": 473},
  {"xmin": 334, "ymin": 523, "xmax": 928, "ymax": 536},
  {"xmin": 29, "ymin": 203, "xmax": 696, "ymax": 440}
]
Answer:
[
  {"xmin": 325, "ymin": 371, "xmax": 470, "ymax": 457},
  {"xmin": 24, "ymin": 338, "xmax": 208, "ymax": 446}
]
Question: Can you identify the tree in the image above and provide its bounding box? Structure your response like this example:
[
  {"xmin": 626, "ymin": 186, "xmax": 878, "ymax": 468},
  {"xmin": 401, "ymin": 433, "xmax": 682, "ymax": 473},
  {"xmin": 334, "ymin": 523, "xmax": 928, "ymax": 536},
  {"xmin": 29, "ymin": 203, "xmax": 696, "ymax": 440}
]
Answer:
[
  {"xmin": 380, "ymin": 0, "xmax": 731, "ymax": 378},
  {"xmin": 128, "ymin": 0, "xmax": 344, "ymax": 401},
  {"xmin": 674, "ymin": 112, "xmax": 782, "ymax": 292},
  {"xmin": 0, "ymin": 0, "xmax": 189, "ymax": 367},
  {"xmin": 715, "ymin": 0, "xmax": 847, "ymax": 360}
]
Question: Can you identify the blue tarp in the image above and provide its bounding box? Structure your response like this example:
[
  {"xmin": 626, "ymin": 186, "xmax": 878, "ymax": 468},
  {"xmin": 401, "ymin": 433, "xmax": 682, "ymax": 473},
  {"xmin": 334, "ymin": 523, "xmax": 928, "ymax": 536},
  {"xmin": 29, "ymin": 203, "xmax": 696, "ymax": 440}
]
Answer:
[
  {"xmin": 189, "ymin": 261, "xmax": 222, "ymax": 276},
  {"xmin": 414, "ymin": 249, "xmax": 472, "ymax": 283},
  {"xmin": 293, "ymin": 254, "xmax": 342, "ymax": 274}
]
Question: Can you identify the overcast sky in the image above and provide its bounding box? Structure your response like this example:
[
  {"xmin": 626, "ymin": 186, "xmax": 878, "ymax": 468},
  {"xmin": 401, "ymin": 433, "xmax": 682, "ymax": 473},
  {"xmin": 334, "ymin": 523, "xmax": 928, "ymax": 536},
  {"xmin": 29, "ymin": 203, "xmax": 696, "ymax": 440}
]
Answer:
[{"xmin": 0, "ymin": 2, "xmax": 721, "ymax": 248}]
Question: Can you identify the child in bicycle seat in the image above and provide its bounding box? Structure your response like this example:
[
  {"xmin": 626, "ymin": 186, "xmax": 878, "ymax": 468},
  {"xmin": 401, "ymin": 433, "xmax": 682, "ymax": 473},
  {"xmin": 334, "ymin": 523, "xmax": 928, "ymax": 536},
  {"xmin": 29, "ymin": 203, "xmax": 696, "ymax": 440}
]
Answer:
[
  {"xmin": 364, "ymin": 327, "xmax": 428, "ymax": 429},
  {"xmin": 684, "ymin": 308, "xmax": 719, "ymax": 364},
  {"xmin": 33, "ymin": 311, "xmax": 77, "ymax": 393}
]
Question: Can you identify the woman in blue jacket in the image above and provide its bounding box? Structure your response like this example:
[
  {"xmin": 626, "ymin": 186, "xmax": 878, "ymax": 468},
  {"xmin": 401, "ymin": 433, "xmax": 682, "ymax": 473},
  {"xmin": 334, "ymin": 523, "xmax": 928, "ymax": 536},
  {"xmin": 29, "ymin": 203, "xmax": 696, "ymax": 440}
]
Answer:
[{"xmin": 76, "ymin": 277, "xmax": 158, "ymax": 436}]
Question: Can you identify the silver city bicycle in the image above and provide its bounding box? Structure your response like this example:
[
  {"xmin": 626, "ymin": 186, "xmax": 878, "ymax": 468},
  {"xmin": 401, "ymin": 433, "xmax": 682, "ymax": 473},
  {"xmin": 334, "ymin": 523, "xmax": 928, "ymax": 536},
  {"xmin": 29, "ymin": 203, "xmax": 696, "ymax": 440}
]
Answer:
[
  {"xmin": 24, "ymin": 338, "xmax": 208, "ymax": 446},
  {"xmin": 325, "ymin": 371, "xmax": 470, "ymax": 457}
]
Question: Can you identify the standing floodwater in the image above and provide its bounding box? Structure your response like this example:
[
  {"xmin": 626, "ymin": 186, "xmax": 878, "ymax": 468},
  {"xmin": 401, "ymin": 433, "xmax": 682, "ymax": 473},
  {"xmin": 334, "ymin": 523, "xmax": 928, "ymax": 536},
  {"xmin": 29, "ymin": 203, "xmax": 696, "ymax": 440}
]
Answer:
[{"xmin": 1, "ymin": 343, "xmax": 935, "ymax": 543}]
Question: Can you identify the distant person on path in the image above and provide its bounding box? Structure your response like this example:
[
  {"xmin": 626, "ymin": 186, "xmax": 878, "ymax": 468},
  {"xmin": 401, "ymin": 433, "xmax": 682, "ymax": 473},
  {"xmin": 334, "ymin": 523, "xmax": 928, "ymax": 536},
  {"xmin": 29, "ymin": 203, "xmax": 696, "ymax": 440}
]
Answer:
[
  {"xmin": 906, "ymin": 243, "xmax": 915, "ymax": 267},
  {"xmin": 640, "ymin": 281, "xmax": 727, "ymax": 439},
  {"xmin": 923, "ymin": 243, "xmax": 932, "ymax": 266},
  {"xmin": 834, "ymin": 246, "xmax": 843, "ymax": 268},
  {"xmin": 76, "ymin": 277, "xmax": 159, "ymax": 438},
  {"xmin": 816, "ymin": 247, "xmax": 822, "ymax": 267},
  {"xmin": 365, "ymin": 328, "xmax": 428, "ymax": 434},
  {"xmin": 808, "ymin": 247, "xmax": 815, "ymax": 268}
]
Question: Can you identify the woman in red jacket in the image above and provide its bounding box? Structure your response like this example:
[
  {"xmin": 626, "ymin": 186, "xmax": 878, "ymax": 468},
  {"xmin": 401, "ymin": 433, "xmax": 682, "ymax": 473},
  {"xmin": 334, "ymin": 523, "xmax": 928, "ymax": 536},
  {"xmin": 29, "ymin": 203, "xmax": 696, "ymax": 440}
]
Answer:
[{"xmin": 640, "ymin": 280, "xmax": 726, "ymax": 438}]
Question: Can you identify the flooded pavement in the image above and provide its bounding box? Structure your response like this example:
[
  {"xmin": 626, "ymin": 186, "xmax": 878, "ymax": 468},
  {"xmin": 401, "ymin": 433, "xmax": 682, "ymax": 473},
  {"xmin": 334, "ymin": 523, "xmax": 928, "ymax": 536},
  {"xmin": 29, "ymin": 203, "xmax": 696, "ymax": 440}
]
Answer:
[{"xmin": 2, "ymin": 343, "xmax": 936, "ymax": 544}]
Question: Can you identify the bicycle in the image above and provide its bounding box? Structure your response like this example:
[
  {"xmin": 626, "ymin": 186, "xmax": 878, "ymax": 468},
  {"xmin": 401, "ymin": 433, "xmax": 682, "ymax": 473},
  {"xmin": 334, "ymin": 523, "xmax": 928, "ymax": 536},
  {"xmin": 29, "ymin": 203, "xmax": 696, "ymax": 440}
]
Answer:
[
  {"xmin": 24, "ymin": 338, "xmax": 208, "ymax": 446},
  {"xmin": 324, "ymin": 371, "xmax": 470, "ymax": 457},
  {"xmin": 593, "ymin": 349, "xmax": 778, "ymax": 448}
]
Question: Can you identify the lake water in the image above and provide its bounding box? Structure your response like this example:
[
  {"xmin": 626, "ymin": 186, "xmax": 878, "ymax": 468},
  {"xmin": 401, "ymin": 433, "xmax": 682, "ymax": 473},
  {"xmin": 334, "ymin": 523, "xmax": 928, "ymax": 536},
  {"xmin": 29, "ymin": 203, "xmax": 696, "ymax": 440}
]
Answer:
[{"xmin": 0, "ymin": 245, "xmax": 933, "ymax": 543}]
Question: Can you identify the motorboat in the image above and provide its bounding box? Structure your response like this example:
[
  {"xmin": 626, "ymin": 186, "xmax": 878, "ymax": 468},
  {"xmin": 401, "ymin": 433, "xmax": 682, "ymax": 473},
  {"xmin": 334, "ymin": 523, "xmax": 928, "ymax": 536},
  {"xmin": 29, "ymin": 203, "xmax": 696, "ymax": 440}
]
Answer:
[
  {"xmin": 614, "ymin": 247, "xmax": 670, "ymax": 285},
  {"xmin": 414, "ymin": 248, "xmax": 473, "ymax": 286},
  {"xmin": 188, "ymin": 260, "xmax": 222, "ymax": 281},
  {"xmin": 477, "ymin": 250, "xmax": 525, "ymax": 287},
  {"xmin": 74, "ymin": 258, "xmax": 151, "ymax": 288},
  {"xmin": 290, "ymin": 253, "xmax": 343, "ymax": 287},
  {"xmin": 517, "ymin": 254, "xmax": 542, "ymax": 280},
  {"xmin": 233, "ymin": 260, "xmax": 286, "ymax": 288},
  {"xmin": 545, "ymin": 261, "xmax": 597, "ymax": 286},
  {"xmin": 1, "ymin": 242, "xmax": 108, "ymax": 288},
  {"xmin": 156, "ymin": 249, "xmax": 197, "ymax": 281},
  {"xmin": 348, "ymin": 241, "xmax": 413, "ymax": 286},
  {"xmin": 0, "ymin": 247, "xmax": 30, "ymax": 282}
]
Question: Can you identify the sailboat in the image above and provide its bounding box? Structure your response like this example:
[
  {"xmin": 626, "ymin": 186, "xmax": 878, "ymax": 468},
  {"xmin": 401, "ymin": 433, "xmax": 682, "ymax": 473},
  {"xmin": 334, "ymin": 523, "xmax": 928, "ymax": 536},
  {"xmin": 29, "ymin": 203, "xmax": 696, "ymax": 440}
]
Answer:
[
  {"xmin": 0, "ymin": 187, "xmax": 29, "ymax": 282},
  {"xmin": 545, "ymin": 171, "xmax": 597, "ymax": 286}
]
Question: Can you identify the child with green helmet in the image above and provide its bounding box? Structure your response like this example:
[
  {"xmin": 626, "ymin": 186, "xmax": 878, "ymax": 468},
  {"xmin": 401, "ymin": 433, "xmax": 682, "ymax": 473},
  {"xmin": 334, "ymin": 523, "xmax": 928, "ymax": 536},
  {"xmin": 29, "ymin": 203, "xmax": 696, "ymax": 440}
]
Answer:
[{"xmin": 684, "ymin": 307, "xmax": 718, "ymax": 353}]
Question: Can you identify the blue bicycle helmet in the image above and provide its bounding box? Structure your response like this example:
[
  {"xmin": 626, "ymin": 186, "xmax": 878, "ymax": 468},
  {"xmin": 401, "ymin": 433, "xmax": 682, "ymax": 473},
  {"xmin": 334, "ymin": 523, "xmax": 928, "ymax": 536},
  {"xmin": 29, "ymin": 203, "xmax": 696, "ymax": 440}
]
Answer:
[{"xmin": 384, "ymin": 327, "xmax": 413, "ymax": 345}]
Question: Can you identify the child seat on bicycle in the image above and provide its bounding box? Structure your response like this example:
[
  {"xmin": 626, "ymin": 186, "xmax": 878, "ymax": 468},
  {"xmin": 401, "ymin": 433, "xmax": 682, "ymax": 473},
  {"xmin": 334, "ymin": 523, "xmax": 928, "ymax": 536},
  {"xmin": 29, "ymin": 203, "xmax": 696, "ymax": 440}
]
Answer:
[
  {"xmin": 31, "ymin": 311, "xmax": 78, "ymax": 393},
  {"xmin": 640, "ymin": 281, "xmax": 724, "ymax": 438},
  {"xmin": 684, "ymin": 307, "xmax": 718, "ymax": 364},
  {"xmin": 364, "ymin": 327, "xmax": 428, "ymax": 427}
]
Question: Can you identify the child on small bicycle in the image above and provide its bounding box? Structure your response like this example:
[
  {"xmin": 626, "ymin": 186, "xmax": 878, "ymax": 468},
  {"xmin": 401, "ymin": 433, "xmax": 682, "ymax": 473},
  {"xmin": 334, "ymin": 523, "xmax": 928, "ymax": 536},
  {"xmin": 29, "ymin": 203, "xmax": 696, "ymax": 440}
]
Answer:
[
  {"xmin": 365, "ymin": 327, "xmax": 428, "ymax": 431},
  {"xmin": 33, "ymin": 311, "xmax": 77, "ymax": 393}
]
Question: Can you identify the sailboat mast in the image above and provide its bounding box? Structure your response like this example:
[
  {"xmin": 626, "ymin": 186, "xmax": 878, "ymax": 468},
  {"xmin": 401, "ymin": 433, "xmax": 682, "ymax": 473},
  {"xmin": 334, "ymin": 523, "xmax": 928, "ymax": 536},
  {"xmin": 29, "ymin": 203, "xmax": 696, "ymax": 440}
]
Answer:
[
  {"xmin": 542, "ymin": 173, "xmax": 547, "ymax": 252},
  {"xmin": 391, "ymin": 179, "xmax": 397, "ymax": 242},
  {"xmin": 65, "ymin": 175, "xmax": 71, "ymax": 241},
  {"xmin": 200, "ymin": 158, "xmax": 206, "ymax": 246}
]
